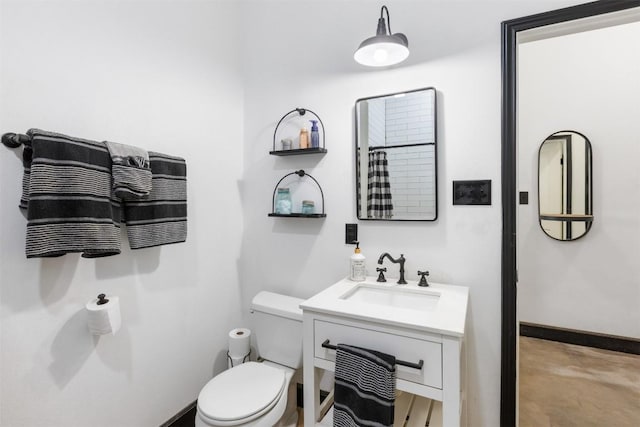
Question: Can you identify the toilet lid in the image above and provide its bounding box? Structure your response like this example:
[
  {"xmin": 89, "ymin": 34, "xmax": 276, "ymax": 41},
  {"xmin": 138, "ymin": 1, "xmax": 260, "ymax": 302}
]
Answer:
[{"xmin": 197, "ymin": 362, "xmax": 286, "ymax": 424}]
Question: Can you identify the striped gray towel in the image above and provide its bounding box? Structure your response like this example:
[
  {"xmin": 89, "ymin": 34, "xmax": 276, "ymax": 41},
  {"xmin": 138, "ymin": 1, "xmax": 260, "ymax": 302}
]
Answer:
[
  {"xmin": 104, "ymin": 141, "xmax": 151, "ymax": 199},
  {"xmin": 122, "ymin": 152, "xmax": 187, "ymax": 249},
  {"xmin": 333, "ymin": 344, "xmax": 396, "ymax": 427},
  {"xmin": 21, "ymin": 129, "xmax": 122, "ymax": 258}
]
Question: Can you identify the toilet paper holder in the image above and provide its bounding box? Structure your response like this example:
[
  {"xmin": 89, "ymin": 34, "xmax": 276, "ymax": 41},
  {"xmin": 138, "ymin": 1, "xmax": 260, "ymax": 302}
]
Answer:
[{"xmin": 227, "ymin": 350, "xmax": 251, "ymax": 368}]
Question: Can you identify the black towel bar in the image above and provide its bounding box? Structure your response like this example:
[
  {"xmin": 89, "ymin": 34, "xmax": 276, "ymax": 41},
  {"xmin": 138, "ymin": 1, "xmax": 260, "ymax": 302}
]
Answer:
[{"xmin": 321, "ymin": 339, "xmax": 424, "ymax": 370}]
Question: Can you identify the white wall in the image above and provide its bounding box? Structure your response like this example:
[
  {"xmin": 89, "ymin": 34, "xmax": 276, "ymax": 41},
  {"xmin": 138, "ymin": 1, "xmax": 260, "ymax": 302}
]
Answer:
[
  {"xmin": 0, "ymin": 1, "xmax": 597, "ymax": 426},
  {"xmin": 0, "ymin": 1, "xmax": 244, "ymax": 426},
  {"xmin": 518, "ymin": 21, "xmax": 640, "ymax": 338},
  {"xmin": 238, "ymin": 1, "xmax": 583, "ymax": 426}
]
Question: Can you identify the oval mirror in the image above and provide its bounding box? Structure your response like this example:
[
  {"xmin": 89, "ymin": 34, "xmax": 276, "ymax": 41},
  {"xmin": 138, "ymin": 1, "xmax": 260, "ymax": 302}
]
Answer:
[
  {"xmin": 538, "ymin": 130, "xmax": 593, "ymax": 241},
  {"xmin": 355, "ymin": 88, "xmax": 437, "ymax": 221}
]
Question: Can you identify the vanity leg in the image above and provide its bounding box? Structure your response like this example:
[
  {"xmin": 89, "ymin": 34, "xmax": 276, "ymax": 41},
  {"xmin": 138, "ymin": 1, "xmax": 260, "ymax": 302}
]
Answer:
[
  {"xmin": 442, "ymin": 336, "xmax": 462, "ymax": 427},
  {"xmin": 303, "ymin": 313, "xmax": 321, "ymax": 426}
]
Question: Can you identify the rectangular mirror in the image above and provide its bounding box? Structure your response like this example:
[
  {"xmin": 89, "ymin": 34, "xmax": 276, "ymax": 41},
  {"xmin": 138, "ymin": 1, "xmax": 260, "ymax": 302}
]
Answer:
[{"xmin": 355, "ymin": 87, "xmax": 437, "ymax": 221}]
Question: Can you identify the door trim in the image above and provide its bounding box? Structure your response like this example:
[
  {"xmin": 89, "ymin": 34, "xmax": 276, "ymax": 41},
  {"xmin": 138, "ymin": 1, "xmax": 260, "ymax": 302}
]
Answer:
[{"xmin": 500, "ymin": 1, "xmax": 640, "ymax": 425}]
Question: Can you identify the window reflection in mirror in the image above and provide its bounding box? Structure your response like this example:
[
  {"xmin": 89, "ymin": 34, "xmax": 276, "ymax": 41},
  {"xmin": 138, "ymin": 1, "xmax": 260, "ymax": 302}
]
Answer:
[
  {"xmin": 355, "ymin": 88, "xmax": 437, "ymax": 221},
  {"xmin": 538, "ymin": 130, "xmax": 593, "ymax": 241}
]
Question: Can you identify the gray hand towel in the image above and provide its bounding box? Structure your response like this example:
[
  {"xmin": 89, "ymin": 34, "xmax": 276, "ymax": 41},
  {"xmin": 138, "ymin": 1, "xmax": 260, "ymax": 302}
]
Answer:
[{"xmin": 105, "ymin": 140, "xmax": 152, "ymax": 199}]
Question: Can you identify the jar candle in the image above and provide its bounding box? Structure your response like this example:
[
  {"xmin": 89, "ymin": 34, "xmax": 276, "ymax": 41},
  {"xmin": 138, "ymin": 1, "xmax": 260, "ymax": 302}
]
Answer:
[
  {"xmin": 275, "ymin": 188, "xmax": 292, "ymax": 214},
  {"xmin": 301, "ymin": 200, "xmax": 315, "ymax": 215},
  {"xmin": 281, "ymin": 138, "xmax": 292, "ymax": 150}
]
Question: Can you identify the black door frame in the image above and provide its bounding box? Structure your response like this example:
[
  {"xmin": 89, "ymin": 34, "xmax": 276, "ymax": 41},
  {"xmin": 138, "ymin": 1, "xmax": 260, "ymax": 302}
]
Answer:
[{"xmin": 500, "ymin": 1, "xmax": 640, "ymax": 425}]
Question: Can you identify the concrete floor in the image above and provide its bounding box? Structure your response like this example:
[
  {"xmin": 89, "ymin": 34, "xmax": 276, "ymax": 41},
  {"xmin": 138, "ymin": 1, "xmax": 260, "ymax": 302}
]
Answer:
[{"xmin": 519, "ymin": 336, "xmax": 640, "ymax": 427}]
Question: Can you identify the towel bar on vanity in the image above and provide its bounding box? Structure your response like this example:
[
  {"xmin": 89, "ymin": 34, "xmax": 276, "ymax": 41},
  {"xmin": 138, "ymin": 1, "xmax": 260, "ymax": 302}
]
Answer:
[{"xmin": 321, "ymin": 339, "xmax": 424, "ymax": 370}]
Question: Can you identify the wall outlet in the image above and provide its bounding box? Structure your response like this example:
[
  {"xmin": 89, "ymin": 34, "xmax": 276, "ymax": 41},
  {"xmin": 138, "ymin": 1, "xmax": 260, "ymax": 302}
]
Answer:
[
  {"xmin": 345, "ymin": 223, "xmax": 358, "ymax": 244},
  {"xmin": 453, "ymin": 180, "xmax": 491, "ymax": 205}
]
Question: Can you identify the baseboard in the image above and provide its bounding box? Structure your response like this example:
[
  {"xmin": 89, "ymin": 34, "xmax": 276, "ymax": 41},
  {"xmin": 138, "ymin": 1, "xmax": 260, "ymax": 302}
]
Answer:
[
  {"xmin": 159, "ymin": 400, "xmax": 197, "ymax": 427},
  {"xmin": 519, "ymin": 322, "xmax": 640, "ymax": 355}
]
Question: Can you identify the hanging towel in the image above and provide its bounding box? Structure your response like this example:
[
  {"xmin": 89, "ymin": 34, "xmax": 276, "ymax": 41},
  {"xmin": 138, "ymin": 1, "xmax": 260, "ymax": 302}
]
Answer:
[
  {"xmin": 20, "ymin": 129, "xmax": 122, "ymax": 258},
  {"xmin": 104, "ymin": 140, "xmax": 151, "ymax": 199},
  {"xmin": 367, "ymin": 150, "xmax": 393, "ymax": 219},
  {"xmin": 122, "ymin": 152, "xmax": 187, "ymax": 249},
  {"xmin": 333, "ymin": 344, "xmax": 396, "ymax": 427}
]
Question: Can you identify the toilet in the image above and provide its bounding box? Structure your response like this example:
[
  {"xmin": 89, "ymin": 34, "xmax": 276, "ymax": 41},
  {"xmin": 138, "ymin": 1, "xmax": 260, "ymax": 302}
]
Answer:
[{"xmin": 195, "ymin": 292, "xmax": 304, "ymax": 427}]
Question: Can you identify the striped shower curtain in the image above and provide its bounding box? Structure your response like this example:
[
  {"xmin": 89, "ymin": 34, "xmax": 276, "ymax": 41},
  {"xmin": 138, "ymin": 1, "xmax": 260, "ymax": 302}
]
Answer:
[{"xmin": 367, "ymin": 150, "xmax": 393, "ymax": 219}]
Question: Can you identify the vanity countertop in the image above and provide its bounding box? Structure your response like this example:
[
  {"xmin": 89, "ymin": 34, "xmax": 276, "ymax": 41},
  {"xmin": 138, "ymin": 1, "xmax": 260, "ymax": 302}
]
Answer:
[{"xmin": 300, "ymin": 277, "xmax": 469, "ymax": 337}]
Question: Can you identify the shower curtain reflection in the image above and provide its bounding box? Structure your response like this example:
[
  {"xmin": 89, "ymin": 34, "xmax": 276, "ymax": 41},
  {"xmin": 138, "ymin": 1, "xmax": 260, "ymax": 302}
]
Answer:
[{"xmin": 367, "ymin": 150, "xmax": 393, "ymax": 219}]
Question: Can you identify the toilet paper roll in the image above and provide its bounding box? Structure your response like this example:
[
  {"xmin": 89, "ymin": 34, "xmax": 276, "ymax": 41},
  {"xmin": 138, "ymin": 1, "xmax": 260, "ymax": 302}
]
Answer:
[
  {"xmin": 86, "ymin": 295, "xmax": 121, "ymax": 336},
  {"xmin": 228, "ymin": 328, "xmax": 251, "ymax": 358}
]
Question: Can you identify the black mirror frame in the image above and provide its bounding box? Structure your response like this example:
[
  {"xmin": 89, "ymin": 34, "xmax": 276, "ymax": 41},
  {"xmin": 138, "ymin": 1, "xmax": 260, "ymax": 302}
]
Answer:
[
  {"xmin": 354, "ymin": 87, "xmax": 438, "ymax": 222},
  {"xmin": 537, "ymin": 130, "xmax": 593, "ymax": 241}
]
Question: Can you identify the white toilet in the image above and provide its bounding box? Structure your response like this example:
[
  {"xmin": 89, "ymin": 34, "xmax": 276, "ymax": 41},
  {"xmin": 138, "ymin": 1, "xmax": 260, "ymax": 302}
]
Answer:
[{"xmin": 195, "ymin": 291, "xmax": 304, "ymax": 427}]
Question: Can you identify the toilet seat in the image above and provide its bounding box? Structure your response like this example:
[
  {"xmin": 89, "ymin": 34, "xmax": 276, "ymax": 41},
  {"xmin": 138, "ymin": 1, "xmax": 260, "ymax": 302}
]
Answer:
[{"xmin": 197, "ymin": 362, "xmax": 286, "ymax": 426}]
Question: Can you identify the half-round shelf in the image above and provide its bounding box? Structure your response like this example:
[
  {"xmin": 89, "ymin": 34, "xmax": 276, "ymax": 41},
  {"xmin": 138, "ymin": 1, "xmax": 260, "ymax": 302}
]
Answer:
[
  {"xmin": 540, "ymin": 213, "xmax": 594, "ymax": 222},
  {"xmin": 269, "ymin": 147, "xmax": 327, "ymax": 156},
  {"xmin": 268, "ymin": 213, "xmax": 327, "ymax": 218}
]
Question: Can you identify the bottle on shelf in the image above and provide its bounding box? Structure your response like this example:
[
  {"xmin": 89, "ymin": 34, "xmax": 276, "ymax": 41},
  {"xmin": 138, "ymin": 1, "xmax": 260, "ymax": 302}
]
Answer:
[
  {"xmin": 310, "ymin": 120, "xmax": 320, "ymax": 148},
  {"xmin": 299, "ymin": 127, "xmax": 309, "ymax": 149}
]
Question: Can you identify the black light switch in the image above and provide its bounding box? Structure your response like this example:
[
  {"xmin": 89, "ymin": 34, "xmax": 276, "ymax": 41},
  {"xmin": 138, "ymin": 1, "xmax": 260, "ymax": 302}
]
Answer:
[
  {"xmin": 519, "ymin": 192, "xmax": 529, "ymax": 205},
  {"xmin": 345, "ymin": 223, "xmax": 358, "ymax": 244},
  {"xmin": 453, "ymin": 180, "xmax": 491, "ymax": 205}
]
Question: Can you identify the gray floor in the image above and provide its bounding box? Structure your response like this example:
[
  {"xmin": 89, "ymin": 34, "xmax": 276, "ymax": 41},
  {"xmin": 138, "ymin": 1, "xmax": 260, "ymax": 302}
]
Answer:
[{"xmin": 519, "ymin": 336, "xmax": 640, "ymax": 427}]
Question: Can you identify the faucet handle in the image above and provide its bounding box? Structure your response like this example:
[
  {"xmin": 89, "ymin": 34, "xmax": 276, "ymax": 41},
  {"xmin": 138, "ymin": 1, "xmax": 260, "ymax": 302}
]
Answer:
[
  {"xmin": 417, "ymin": 270, "xmax": 430, "ymax": 287},
  {"xmin": 376, "ymin": 267, "xmax": 387, "ymax": 283}
]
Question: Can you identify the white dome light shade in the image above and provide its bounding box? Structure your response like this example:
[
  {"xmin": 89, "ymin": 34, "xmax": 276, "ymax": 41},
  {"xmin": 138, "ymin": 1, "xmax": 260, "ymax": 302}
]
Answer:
[
  {"xmin": 354, "ymin": 34, "xmax": 410, "ymax": 67},
  {"xmin": 354, "ymin": 6, "xmax": 410, "ymax": 67}
]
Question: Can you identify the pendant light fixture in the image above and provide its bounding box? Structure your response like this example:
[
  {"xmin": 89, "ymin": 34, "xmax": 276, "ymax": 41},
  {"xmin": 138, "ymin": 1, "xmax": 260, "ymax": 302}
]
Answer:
[{"xmin": 354, "ymin": 5, "xmax": 409, "ymax": 67}]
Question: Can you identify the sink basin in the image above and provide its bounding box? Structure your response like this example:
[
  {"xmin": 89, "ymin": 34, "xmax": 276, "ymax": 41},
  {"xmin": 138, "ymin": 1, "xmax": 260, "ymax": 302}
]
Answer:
[{"xmin": 340, "ymin": 283, "xmax": 440, "ymax": 311}]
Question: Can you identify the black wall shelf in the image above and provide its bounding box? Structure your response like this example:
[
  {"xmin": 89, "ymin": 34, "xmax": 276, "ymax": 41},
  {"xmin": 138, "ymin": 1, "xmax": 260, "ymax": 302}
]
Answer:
[
  {"xmin": 270, "ymin": 107, "xmax": 327, "ymax": 155},
  {"xmin": 539, "ymin": 214, "xmax": 593, "ymax": 222},
  {"xmin": 269, "ymin": 170, "xmax": 326, "ymax": 218},
  {"xmin": 269, "ymin": 147, "xmax": 327, "ymax": 156},
  {"xmin": 268, "ymin": 213, "xmax": 326, "ymax": 218}
]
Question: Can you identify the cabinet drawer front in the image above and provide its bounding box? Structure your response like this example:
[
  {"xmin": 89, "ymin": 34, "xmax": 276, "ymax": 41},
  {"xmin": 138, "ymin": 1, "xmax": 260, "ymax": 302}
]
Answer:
[{"xmin": 314, "ymin": 320, "xmax": 442, "ymax": 389}]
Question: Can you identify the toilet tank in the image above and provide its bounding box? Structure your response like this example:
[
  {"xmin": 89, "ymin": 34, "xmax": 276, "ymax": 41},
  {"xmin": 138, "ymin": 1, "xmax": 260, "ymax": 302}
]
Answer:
[{"xmin": 250, "ymin": 291, "xmax": 303, "ymax": 369}]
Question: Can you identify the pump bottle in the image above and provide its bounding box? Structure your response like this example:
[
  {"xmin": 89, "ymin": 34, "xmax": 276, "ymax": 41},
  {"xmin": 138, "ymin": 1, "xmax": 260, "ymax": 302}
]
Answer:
[
  {"xmin": 310, "ymin": 120, "xmax": 320, "ymax": 148},
  {"xmin": 350, "ymin": 242, "xmax": 366, "ymax": 281}
]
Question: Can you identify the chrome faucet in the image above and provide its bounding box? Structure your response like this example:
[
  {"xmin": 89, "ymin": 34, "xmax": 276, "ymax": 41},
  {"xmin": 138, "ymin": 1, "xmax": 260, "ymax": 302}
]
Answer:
[{"xmin": 377, "ymin": 253, "xmax": 407, "ymax": 284}]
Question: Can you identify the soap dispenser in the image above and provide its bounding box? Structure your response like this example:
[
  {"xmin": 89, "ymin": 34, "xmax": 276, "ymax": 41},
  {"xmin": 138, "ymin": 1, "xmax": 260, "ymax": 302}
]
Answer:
[
  {"xmin": 310, "ymin": 120, "xmax": 320, "ymax": 148},
  {"xmin": 350, "ymin": 242, "xmax": 366, "ymax": 282},
  {"xmin": 299, "ymin": 127, "xmax": 309, "ymax": 149}
]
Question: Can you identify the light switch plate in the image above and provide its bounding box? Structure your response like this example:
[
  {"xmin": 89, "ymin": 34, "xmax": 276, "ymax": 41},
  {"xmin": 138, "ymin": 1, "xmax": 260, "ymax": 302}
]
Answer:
[
  {"xmin": 345, "ymin": 223, "xmax": 358, "ymax": 244},
  {"xmin": 453, "ymin": 180, "xmax": 491, "ymax": 205}
]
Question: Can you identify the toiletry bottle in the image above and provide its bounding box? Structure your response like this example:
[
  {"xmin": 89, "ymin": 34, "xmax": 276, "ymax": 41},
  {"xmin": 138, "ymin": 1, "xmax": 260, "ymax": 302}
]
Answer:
[
  {"xmin": 350, "ymin": 242, "xmax": 366, "ymax": 281},
  {"xmin": 310, "ymin": 120, "xmax": 320, "ymax": 148},
  {"xmin": 299, "ymin": 127, "xmax": 309, "ymax": 149}
]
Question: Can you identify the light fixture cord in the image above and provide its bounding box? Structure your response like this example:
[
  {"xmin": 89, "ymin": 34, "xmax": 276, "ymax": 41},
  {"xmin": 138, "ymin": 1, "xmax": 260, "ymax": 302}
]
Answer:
[{"xmin": 380, "ymin": 5, "xmax": 392, "ymax": 35}]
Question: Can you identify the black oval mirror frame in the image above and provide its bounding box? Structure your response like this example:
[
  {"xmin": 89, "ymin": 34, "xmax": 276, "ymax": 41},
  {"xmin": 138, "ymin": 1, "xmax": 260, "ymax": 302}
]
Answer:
[{"xmin": 538, "ymin": 130, "xmax": 593, "ymax": 241}]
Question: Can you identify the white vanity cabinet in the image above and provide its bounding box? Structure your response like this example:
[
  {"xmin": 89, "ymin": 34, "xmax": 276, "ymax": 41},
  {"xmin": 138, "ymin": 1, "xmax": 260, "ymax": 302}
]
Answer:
[{"xmin": 300, "ymin": 278, "xmax": 469, "ymax": 427}]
